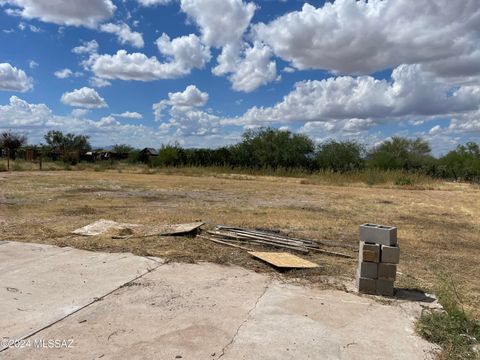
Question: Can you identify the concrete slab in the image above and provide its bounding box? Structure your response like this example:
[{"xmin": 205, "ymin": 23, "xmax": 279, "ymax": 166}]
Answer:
[
  {"xmin": 222, "ymin": 283, "xmax": 438, "ymax": 360},
  {"xmin": 3, "ymin": 262, "xmax": 270, "ymax": 360},
  {"xmin": 1, "ymin": 242, "xmax": 438, "ymax": 360},
  {"xmin": 0, "ymin": 241, "xmax": 161, "ymax": 349}
]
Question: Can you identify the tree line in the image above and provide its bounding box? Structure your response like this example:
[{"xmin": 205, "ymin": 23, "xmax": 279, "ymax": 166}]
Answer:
[{"xmin": 1, "ymin": 128, "xmax": 479, "ymax": 182}]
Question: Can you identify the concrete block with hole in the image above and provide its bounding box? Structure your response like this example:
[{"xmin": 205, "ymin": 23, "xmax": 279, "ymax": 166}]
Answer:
[
  {"xmin": 359, "ymin": 223, "xmax": 397, "ymax": 246},
  {"xmin": 381, "ymin": 244, "xmax": 400, "ymax": 264},
  {"xmin": 376, "ymin": 279, "xmax": 395, "ymax": 296},
  {"xmin": 356, "ymin": 276, "xmax": 377, "ymax": 295},
  {"xmin": 358, "ymin": 261, "xmax": 378, "ymax": 279},
  {"xmin": 378, "ymin": 263, "xmax": 397, "ymax": 281},
  {"xmin": 359, "ymin": 241, "xmax": 380, "ymax": 263}
]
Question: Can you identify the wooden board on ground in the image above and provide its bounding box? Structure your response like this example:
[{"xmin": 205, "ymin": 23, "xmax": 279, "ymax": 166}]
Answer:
[
  {"xmin": 139, "ymin": 222, "xmax": 205, "ymax": 237},
  {"xmin": 248, "ymin": 251, "xmax": 319, "ymax": 269},
  {"xmin": 73, "ymin": 220, "xmax": 204, "ymax": 237}
]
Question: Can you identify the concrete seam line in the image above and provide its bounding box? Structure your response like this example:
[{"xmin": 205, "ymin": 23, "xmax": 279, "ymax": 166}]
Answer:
[
  {"xmin": 217, "ymin": 279, "xmax": 272, "ymax": 360},
  {"xmin": 0, "ymin": 262, "xmax": 164, "ymax": 353}
]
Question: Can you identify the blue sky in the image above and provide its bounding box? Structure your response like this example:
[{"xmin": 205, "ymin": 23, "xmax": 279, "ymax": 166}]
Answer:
[{"xmin": 0, "ymin": 0, "xmax": 479, "ymax": 154}]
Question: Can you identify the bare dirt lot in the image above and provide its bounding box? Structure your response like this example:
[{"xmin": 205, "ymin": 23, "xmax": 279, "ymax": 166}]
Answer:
[{"xmin": 1, "ymin": 170, "xmax": 479, "ymax": 317}]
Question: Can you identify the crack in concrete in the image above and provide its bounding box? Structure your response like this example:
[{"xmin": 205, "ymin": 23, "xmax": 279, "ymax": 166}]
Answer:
[{"xmin": 217, "ymin": 280, "xmax": 272, "ymax": 360}]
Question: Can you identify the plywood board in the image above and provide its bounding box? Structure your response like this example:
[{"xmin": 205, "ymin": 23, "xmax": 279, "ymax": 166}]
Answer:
[
  {"xmin": 73, "ymin": 220, "xmax": 204, "ymax": 237},
  {"xmin": 139, "ymin": 222, "xmax": 205, "ymax": 236},
  {"xmin": 248, "ymin": 252, "xmax": 319, "ymax": 269}
]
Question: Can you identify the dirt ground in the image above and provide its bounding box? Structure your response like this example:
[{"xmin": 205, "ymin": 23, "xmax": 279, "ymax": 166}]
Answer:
[{"xmin": 1, "ymin": 170, "xmax": 479, "ymax": 317}]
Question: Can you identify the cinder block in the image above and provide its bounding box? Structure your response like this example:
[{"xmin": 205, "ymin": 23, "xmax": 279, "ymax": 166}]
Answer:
[
  {"xmin": 378, "ymin": 263, "xmax": 397, "ymax": 281},
  {"xmin": 356, "ymin": 276, "xmax": 377, "ymax": 295},
  {"xmin": 359, "ymin": 241, "xmax": 380, "ymax": 262},
  {"xmin": 381, "ymin": 244, "xmax": 400, "ymax": 264},
  {"xmin": 358, "ymin": 261, "xmax": 378, "ymax": 279},
  {"xmin": 359, "ymin": 223, "xmax": 397, "ymax": 246},
  {"xmin": 376, "ymin": 279, "xmax": 394, "ymax": 296}
]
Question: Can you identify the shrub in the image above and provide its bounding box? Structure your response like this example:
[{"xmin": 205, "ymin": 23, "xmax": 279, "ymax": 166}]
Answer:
[
  {"xmin": 439, "ymin": 142, "xmax": 480, "ymax": 183},
  {"xmin": 12, "ymin": 162, "xmax": 24, "ymax": 171},
  {"xmin": 394, "ymin": 175, "xmax": 415, "ymax": 186},
  {"xmin": 231, "ymin": 128, "xmax": 315, "ymax": 169},
  {"xmin": 368, "ymin": 137, "xmax": 434, "ymax": 171},
  {"xmin": 366, "ymin": 170, "xmax": 387, "ymax": 185},
  {"xmin": 417, "ymin": 275, "xmax": 480, "ymax": 359},
  {"xmin": 315, "ymin": 140, "xmax": 365, "ymax": 172}
]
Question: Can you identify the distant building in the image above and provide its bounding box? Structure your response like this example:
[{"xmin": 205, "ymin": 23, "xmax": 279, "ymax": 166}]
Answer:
[
  {"xmin": 140, "ymin": 148, "xmax": 158, "ymax": 156},
  {"xmin": 139, "ymin": 148, "xmax": 158, "ymax": 163}
]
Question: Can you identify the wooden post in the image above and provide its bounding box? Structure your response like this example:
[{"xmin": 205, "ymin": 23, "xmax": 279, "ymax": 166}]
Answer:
[
  {"xmin": 6, "ymin": 148, "xmax": 9, "ymax": 171},
  {"xmin": 39, "ymin": 153, "xmax": 42, "ymax": 170}
]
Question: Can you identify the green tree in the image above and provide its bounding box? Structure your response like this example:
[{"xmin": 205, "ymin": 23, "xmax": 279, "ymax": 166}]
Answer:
[
  {"xmin": 112, "ymin": 144, "xmax": 135, "ymax": 154},
  {"xmin": 368, "ymin": 137, "xmax": 433, "ymax": 170},
  {"xmin": 153, "ymin": 144, "xmax": 185, "ymax": 167},
  {"xmin": 439, "ymin": 142, "xmax": 480, "ymax": 182},
  {"xmin": 44, "ymin": 130, "xmax": 91, "ymax": 153},
  {"xmin": 232, "ymin": 128, "xmax": 315, "ymax": 169},
  {"xmin": 315, "ymin": 140, "xmax": 365, "ymax": 172},
  {"xmin": 1, "ymin": 131, "xmax": 27, "ymax": 158}
]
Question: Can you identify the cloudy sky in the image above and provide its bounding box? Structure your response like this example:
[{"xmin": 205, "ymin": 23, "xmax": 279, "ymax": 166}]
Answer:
[{"xmin": 0, "ymin": 0, "xmax": 479, "ymax": 154}]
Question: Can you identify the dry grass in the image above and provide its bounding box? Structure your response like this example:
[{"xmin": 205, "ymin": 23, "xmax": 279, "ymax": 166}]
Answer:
[
  {"xmin": 0, "ymin": 159, "xmax": 454, "ymax": 189},
  {"xmin": 1, "ymin": 169, "xmax": 479, "ymax": 317}
]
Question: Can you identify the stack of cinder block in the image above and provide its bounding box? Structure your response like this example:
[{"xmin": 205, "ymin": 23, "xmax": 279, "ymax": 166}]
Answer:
[{"xmin": 356, "ymin": 224, "xmax": 400, "ymax": 296}]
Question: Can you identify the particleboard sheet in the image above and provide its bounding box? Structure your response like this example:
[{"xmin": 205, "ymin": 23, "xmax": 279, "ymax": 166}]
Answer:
[
  {"xmin": 137, "ymin": 222, "xmax": 205, "ymax": 236},
  {"xmin": 73, "ymin": 220, "xmax": 204, "ymax": 237},
  {"xmin": 248, "ymin": 252, "xmax": 319, "ymax": 269}
]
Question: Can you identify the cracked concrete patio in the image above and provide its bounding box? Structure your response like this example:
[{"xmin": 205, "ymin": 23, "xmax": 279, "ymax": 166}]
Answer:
[{"xmin": 1, "ymin": 241, "xmax": 439, "ymax": 359}]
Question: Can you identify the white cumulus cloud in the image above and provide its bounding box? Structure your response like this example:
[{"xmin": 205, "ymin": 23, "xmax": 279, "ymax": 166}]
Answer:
[
  {"xmin": 226, "ymin": 65, "xmax": 480, "ymax": 131},
  {"xmin": 0, "ymin": 63, "xmax": 33, "ymax": 92},
  {"xmin": 153, "ymin": 85, "xmax": 208, "ymax": 120},
  {"xmin": 152, "ymin": 85, "xmax": 219, "ymax": 136},
  {"xmin": 85, "ymin": 33, "xmax": 210, "ymax": 81},
  {"xmin": 155, "ymin": 33, "xmax": 211, "ymax": 72},
  {"xmin": 54, "ymin": 68, "xmax": 73, "ymax": 79},
  {"xmin": 54, "ymin": 68, "xmax": 82, "ymax": 79},
  {"xmin": 1, "ymin": 0, "xmax": 116, "ymax": 27},
  {"xmin": 179, "ymin": 0, "xmax": 276, "ymax": 91},
  {"xmin": 100, "ymin": 22, "xmax": 144, "ymax": 48},
  {"xmin": 112, "ymin": 111, "xmax": 143, "ymax": 119},
  {"xmin": 89, "ymin": 76, "xmax": 111, "ymax": 88},
  {"xmin": 72, "ymin": 40, "xmax": 99, "ymax": 55},
  {"xmin": 28, "ymin": 60, "xmax": 38, "ymax": 69},
  {"xmin": 0, "ymin": 96, "xmax": 231, "ymax": 148},
  {"xmin": 227, "ymin": 42, "xmax": 278, "ymax": 93},
  {"xmin": 180, "ymin": 0, "xmax": 256, "ymax": 48},
  {"xmin": 61, "ymin": 87, "xmax": 107, "ymax": 108},
  {"xmin": 254, "ymin": 0, "xmax": 480, "ymax": 78}
]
